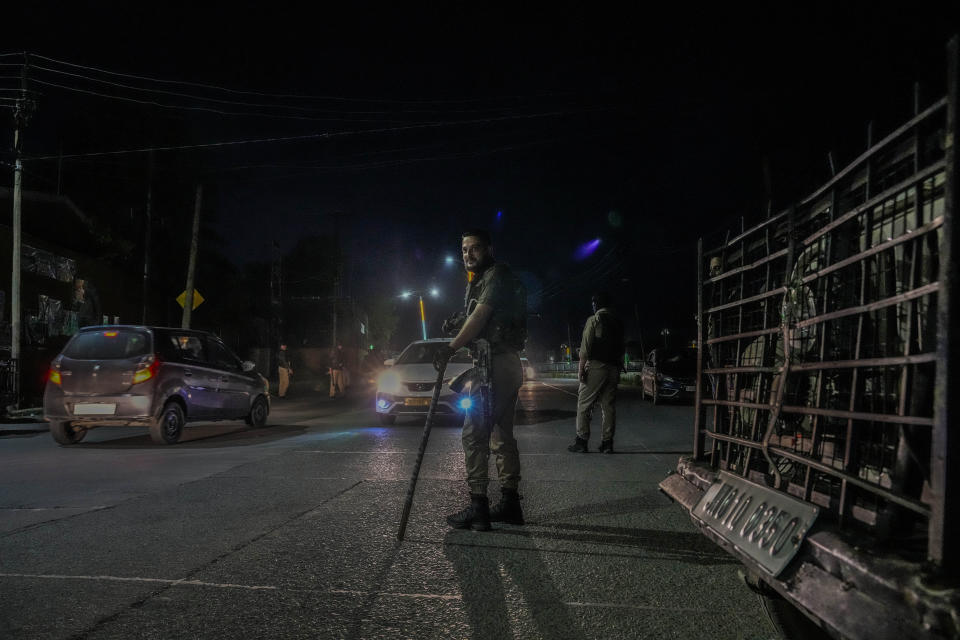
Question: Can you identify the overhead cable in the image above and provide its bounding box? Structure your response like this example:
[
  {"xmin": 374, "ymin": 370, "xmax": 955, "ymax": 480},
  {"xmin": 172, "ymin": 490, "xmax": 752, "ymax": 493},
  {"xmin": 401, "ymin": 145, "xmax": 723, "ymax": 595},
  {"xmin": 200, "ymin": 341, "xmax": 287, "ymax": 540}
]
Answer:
[
  {"xmin": 29, "ymin": 52, "xmax": 581, "ymax": 106},
  {"xmin": 26, "ymin": 109, "xmax": 598, "ymax": 161},
  {"xmin": 29, "ymin": 62, "xmax": 582, "ymax": 116},
  {"xmin": 26, "ymin": 78, "xmax": 437, "ymax": 123}
]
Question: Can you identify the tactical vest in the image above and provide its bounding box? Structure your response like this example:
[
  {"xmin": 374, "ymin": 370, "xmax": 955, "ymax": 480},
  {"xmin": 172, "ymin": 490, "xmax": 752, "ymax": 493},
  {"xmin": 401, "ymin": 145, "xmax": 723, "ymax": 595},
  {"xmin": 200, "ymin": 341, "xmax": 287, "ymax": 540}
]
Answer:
[
  {"xmin": 465, "ymin": 263, "xmax": 527, "ymax": 353},
  {"xmin": 589, "ymin": 309, "xmax": 624, "ymax": 366}
]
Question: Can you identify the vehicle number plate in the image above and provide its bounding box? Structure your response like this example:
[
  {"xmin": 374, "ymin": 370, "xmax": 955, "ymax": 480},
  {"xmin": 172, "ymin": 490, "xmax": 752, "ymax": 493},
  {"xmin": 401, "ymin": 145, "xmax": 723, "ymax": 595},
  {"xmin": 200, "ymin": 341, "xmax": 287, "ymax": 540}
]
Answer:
[
  {"xmin": 404, "ymin": 398, "xmax": 431, "ymax": 407},
  {"xmin": 73, "ymin": 403, "xmax": 117, "ymax": 415},
  {"xmin": 685, "ymin": 385, "xmax": 696, "ymax": 392},
  {"xmin": 692, "ymin": 471, "xmax": 818, "ymax": 576}
]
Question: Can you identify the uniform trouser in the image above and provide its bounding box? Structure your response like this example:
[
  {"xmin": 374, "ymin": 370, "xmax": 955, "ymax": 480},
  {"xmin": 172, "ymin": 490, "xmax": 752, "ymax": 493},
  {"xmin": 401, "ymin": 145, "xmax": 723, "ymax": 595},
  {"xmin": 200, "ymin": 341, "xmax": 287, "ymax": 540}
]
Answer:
[
  {"xmin": 462, "ymin": 351, "xmax": 523, "ymax": 495},
  {"xmin": 278, "ymin": 367, "xmax": 291, "ymax": 397},
  {"xmin": 576, "ymin": 361, "xmax": 620, "ymax": 442},
  {"xmin": 330, "ymin": 369, "xmax": 345, "ymax": 397}
]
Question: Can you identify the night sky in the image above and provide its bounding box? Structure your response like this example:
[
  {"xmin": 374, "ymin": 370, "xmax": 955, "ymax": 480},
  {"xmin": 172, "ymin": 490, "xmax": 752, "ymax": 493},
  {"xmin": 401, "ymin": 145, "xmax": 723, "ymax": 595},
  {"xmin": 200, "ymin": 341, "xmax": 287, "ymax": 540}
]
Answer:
[{"xmin": 4, "ymin": 3, "xmax": 959, "ymax": 355}]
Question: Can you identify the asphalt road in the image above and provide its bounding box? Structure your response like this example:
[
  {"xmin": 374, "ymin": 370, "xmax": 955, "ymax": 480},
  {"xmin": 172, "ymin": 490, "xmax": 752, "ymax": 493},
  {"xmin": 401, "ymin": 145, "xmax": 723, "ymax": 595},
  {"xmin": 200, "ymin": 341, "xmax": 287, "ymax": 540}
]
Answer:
[{"xmin": 0, "ymin": 379, "xmax": 777, "ymax": 639}]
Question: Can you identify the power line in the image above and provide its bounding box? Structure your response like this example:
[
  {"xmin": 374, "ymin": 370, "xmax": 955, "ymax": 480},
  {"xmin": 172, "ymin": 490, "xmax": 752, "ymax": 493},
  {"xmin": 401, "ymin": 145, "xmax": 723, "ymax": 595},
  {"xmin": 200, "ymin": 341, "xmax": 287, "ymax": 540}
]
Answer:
[
  {"xmin": 207, "ymin": 128, "xmax": 621, "ymax": 174},
  {"xmin": 28, "ymin": 52, "xmax": 582, "ymax": 106},
  {"xmin": 29, "ymin": 62, "xmax": 585, "ymax": 117},
  {"xmin": 26, "ymin": 77, "xmax": 434, "ymax": 123},
  {"xmin": 26, "ymin": 108, "xmax": 606, "ymax": 161}
]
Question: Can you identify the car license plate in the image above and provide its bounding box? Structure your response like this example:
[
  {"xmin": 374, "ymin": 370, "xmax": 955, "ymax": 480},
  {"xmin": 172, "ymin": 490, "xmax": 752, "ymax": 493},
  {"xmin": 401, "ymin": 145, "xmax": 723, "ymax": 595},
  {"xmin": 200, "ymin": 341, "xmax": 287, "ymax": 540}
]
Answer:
[
  {"xmin": 73, "ymin": 403, "xmax": 117, "ymax": 415},
  {"xmin": 404, "ymin": 398, "xmax": 431, "ymax": 407},
  {"xmin": 692, "ymin": 471, "xmax": 818, "ymax": 577},
  {"xmin": 685, "ymin": 385, "xmax": 696, "ymax": 392}
]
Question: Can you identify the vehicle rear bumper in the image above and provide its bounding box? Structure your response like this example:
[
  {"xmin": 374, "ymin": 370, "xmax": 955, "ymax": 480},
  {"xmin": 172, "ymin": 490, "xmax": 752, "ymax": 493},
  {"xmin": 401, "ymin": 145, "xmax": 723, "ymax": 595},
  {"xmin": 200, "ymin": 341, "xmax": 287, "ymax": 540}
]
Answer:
[
  {"xmin": 44, "ymin": 390, "xmax": 154, "ymax": 425},
  {"xmin": 660, "ymin": 458, "xmax": 959, "ymax": 640}
]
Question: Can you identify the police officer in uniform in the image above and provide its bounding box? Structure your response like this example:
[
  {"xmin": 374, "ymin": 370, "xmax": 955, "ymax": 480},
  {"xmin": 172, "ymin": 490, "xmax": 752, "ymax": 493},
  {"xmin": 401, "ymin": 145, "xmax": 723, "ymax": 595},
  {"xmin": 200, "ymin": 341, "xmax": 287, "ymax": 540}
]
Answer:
[
  {"xmin": 568, "ymin": 290, "xmax": 625, "ymax": 453},
  {"xmin": 435, "ymin": 229, "xmax": 527, "ymax": 531}
]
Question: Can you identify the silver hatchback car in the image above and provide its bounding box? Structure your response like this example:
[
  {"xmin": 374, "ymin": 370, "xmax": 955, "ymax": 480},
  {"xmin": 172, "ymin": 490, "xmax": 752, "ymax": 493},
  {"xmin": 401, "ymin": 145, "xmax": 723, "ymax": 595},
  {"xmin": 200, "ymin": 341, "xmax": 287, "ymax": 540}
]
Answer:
[{"xmin": 43, "ymin": 326, "xmax": 270, "ymax": 445}]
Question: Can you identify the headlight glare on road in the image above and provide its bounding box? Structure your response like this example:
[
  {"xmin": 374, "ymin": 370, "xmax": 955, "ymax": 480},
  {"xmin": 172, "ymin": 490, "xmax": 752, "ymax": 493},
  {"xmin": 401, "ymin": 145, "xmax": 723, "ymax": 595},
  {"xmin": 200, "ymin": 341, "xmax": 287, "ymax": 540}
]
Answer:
[{"xmin": 377, "ymin": 371, "xmax": 402, "ymax": 394}]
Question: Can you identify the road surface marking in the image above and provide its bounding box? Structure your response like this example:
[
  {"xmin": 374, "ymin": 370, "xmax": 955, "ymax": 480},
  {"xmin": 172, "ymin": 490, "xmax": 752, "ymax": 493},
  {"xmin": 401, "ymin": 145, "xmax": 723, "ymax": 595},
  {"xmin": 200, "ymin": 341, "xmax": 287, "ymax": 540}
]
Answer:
[
  {"xmin": 536, "ymin": 381, "xmax": 579, "ymax": 397},
  {"xmin": 0, "ymin": 574, "xmax": 712, "ymax": 612},
  {"xmin": 0, "ymin": 572, "xmax": 276, "ymax": 591}
]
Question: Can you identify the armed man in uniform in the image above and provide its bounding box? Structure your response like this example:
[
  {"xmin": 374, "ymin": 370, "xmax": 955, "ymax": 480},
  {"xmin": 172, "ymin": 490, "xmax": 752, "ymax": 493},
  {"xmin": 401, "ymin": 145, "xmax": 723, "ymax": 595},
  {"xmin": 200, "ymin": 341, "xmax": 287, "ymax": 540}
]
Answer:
[
  {"xmin": 435, "ymin": 229, "xmax": 527, "ymax": 531},
  {"xmin": 568, "ymin": 290, "xmax": 625, "ymax": 453}
]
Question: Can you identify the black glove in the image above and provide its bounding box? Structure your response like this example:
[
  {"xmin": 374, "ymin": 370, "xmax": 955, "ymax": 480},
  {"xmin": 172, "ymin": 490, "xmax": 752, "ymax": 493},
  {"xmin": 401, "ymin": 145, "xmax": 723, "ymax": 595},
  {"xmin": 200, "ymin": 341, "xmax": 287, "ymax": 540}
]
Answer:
[
  {"xmin": 441, "ymin": 312, "xmax": 466, "ymax": 336},
  {"xmin": 433, "ymin": 344, "xmax": 455, "ymax": 371}
]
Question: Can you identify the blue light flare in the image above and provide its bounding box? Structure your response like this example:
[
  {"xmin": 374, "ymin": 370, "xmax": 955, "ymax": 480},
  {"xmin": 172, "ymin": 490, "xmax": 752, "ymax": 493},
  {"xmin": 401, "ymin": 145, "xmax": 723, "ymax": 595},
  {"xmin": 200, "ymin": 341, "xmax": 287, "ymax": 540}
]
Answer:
[
  {"xmin": 458, "ymin": 397, "xmax": 473, "ymax": 410},
  {"xmin": 574, "ymin": 238, "xmax": 601, "ymax": 261}
]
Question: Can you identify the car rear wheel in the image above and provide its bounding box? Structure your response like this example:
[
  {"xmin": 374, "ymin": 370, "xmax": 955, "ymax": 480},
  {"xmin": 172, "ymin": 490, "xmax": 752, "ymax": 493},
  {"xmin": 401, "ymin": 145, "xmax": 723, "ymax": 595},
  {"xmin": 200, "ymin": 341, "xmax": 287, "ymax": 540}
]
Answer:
[
  {"xmin": 246, "ymin": 396, "xmax": 269, "ymax": 427},
  {"xmin": 151, "ymin": 401, "xmax": 185, "ymax": 444},
  {"xmin": 378, "ymin": 414, "xmax": 396, "ymax": 426},
  {"xmin": 50, "ymin": 420, "xmax": 86, "ymax": 445}
]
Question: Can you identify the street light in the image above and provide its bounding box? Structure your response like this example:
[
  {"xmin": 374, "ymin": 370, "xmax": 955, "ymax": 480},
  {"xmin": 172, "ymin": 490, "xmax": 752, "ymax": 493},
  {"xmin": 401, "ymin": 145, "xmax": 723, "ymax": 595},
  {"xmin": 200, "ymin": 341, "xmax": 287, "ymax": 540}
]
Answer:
[
  {"xmin": 661, "ymin": 328, "xmax": 671, "ymax": 348},
  {"xmin": 399, "ymin": 288, "xmax": 439, "ymax": 340}
]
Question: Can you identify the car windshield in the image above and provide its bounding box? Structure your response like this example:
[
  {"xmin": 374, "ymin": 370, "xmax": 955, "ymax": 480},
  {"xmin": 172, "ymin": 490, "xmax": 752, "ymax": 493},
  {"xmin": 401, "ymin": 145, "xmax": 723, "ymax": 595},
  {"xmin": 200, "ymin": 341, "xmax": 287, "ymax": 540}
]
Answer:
[
  {"xmin": 63, "ymin": 329, "xmax": 152, "ymax": 360},
  {"xmin": 396, "ymin": 342, "xmax": 472, "ymax": 365},
  {"xmin": 659, "ymin": 349, "xmax": 697, "ymax": 376}
]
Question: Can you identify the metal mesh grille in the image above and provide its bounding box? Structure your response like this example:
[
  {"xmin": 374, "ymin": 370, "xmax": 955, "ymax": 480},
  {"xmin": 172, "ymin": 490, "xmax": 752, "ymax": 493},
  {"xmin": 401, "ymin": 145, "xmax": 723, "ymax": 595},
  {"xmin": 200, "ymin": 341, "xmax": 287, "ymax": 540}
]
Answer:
[{"xmin": 696, "ymin": 99, "xmax": 948, "ymax": 558}]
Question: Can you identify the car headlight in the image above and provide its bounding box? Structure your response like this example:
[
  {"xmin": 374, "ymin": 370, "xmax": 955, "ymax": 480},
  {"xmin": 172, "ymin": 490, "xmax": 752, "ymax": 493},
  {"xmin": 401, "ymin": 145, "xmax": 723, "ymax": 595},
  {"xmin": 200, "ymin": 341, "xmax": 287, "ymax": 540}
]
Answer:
[
  {"xmin": 661, "ymin": 375, "xmax": 676, "ymax": 384},
  {"xmin": 377, "ymin": 371, "xmax": 402, "ymax": 394}
]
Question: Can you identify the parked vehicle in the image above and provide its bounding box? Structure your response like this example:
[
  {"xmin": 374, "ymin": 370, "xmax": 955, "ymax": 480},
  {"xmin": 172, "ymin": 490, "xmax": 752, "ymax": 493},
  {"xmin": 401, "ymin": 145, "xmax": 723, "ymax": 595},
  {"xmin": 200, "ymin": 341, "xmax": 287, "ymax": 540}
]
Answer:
[
  {"xmin": 43, "ymin": 326, "xmax": 270, "ymax": 445},
  {"xmin": 659, "ymin": 43, "xmax": 959, "ymax": 640},
  {"xmin": 375, "ymin": 339, "xmax": 473, "ymax": 425},
  {"xmin": 520, "ymin": 357, "xmax": 536, "ymax": 381},
  {"xmin": 640, "ymin": 347, "xmax": 697, "ymax": 404}
]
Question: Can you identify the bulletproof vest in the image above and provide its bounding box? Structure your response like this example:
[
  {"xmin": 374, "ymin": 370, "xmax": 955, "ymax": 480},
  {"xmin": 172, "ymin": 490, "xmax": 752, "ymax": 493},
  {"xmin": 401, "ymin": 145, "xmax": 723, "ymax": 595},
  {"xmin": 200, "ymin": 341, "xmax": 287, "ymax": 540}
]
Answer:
[
  {"xmin": 465, "ymin": 263, "xmax": 527, "ymax": 353},
  {"xmin": 589, "ymin": 309, "xmax": 625, "ymax": 365}
]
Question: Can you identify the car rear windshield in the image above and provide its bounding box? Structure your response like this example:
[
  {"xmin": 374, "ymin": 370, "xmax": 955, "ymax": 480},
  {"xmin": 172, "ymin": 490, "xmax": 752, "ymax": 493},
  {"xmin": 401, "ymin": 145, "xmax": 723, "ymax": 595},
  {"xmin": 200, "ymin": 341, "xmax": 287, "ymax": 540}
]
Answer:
[
  {"xmin": 396, "ymin": 343, "xmax": 472, "ymax": 365},
  {"xmin": 660, "ymin": 349, "xmax": 697, "ymax": 375},
  {"xmin": 63, "ymin": 329, "xmax": 152, "ymax": 360}
]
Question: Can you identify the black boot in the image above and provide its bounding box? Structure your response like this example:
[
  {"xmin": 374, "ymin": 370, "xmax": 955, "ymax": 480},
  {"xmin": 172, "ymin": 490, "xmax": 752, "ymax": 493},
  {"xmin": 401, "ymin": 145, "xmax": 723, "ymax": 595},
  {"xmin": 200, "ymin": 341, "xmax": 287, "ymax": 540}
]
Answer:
[
  {"xmin": 446, "ymin": 494, "xmax": 491, "ymax": 531},
  {"xmin": 489, "ymin": 488, "xmax": 524, "ymax": 525},
  {"xmin": 599, "ymin": 440, "xmax": 614, "ymax": 454},
  {"xmin": 567, "ymin": 436, "xmax": 589, "ymax": 453}
]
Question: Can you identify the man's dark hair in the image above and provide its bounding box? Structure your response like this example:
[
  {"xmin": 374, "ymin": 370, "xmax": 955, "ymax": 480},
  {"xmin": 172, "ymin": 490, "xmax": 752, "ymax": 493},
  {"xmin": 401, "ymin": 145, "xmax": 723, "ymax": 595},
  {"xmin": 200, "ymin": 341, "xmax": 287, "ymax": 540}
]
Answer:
[
  {"xmin": 591, "ymin": 290, "xmax": 613, "ymax": 309},
  {"xmin": 462, "ymin": 229, "xmax": 492, "ymax": 246}
]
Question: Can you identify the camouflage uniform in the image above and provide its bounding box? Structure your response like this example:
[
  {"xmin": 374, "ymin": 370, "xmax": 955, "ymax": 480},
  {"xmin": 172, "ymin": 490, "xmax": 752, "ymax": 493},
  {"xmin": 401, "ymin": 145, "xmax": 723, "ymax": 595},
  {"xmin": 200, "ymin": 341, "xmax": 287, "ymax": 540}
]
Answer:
[
  {"xmin": 461, "ymin": 262, "xmax": 527, "ymax": 495},
  {"xmin": 576, "ymin": 307, "xmax": 625, "ymax": 443}
]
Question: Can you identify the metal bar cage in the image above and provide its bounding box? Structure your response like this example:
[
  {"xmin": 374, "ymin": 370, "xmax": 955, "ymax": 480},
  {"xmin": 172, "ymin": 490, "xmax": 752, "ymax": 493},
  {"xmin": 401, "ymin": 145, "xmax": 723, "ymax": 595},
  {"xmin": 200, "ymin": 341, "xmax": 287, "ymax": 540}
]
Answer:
[{"xmin": 694, "ymin": 96, "xmax": 951, "ymax": 563}]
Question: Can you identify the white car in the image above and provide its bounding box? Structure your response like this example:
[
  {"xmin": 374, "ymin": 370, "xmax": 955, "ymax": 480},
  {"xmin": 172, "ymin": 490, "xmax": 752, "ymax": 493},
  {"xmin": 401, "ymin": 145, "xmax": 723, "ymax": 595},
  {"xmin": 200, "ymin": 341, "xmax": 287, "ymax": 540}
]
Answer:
[
  {"xmin": 520, "ymin": 357, "xmax": 536, "ymax": 381},
  {"xmin": 375, "ymin": 339, "xmax": 474, "ymax": 425}
]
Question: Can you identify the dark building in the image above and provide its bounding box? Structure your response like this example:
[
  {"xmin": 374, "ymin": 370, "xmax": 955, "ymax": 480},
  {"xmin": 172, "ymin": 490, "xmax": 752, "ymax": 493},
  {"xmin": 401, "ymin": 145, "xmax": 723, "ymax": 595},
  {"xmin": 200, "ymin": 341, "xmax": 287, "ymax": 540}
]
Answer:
[{"xmin": 0, "ymin": 187, "xmax": 140, "ymax": 407}]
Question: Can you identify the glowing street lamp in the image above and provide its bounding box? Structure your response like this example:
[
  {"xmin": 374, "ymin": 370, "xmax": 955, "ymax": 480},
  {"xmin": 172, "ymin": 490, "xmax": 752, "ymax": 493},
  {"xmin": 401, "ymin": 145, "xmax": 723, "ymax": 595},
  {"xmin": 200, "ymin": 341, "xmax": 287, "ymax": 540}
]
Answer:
[{"xmin": 399, "ymin": 288, "xmax": 439, "ymax": 340}]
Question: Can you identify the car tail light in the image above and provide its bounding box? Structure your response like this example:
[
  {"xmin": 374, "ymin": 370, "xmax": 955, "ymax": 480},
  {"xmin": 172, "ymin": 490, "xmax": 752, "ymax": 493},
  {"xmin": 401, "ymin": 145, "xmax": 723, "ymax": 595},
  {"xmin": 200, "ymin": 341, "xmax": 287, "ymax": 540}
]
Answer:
[
  {"xmin": 133, "ymin": 356, "xmax": 161, "ymax": 385},
  {"xmin": 48, "ymin": 368, "xmax": 62, "ymax": 385}
]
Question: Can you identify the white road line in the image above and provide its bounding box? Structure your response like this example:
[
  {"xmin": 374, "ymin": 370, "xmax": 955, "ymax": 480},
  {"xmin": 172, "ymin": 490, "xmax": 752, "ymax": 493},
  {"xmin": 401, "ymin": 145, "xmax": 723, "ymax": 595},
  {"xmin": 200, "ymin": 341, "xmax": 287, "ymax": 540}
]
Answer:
[
  {"xmin": 0, "ymin": 506, "xmax": 110, "ymax": 511},
  {"xmin": 329, "ymin": 589, "xmax": 462, "ymax": 601},
  {"xmin": 0, "ymin": 572, "xmax": 277, "ymax": 591},
  {"xmin": 536, "ymin": 381, "xmax": 579, "ymax": 397},
  {"xmin": 0, "ymin": 574, "xmax": 711, "ymax": 612},
  {"xmin": 565, "ymin": 601, "xmax": 710, "ymax": 613}
]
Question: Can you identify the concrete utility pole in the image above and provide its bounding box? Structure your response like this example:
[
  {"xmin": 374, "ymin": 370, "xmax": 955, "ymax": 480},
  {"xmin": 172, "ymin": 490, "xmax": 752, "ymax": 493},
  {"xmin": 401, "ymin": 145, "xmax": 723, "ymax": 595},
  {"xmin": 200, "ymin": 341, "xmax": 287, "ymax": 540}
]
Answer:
[
  {"xmin": 331, "ymin": 210, "xmax": 341, "ymax": 349},
  {"xmin": 181, "ymin": 184, "xmax": 202, "ymax": 329},
  {"xmin": 10, "ymin": 54, "xmax": 32, "ymax": 405},
  {"xmin": 141, "ymin": 150, "xmax": 154, "ymax": 325}
]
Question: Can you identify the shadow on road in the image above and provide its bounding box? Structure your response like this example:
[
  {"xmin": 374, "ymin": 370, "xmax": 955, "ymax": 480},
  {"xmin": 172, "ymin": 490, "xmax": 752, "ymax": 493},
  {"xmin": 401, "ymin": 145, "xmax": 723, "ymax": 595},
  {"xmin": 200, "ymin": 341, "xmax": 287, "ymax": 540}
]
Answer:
[
  {"xmin": 68, "ymin": 424, "xmax": 308, "ymax": 449},
  {"xmin": 491, "ymin": 523, "xmax": 734, "ymax": 566},
  {"xmin": 443, "ymin": 529, "xmax": 589, "ymax": 640},
  {"xmin": 521, "ymin": 495, "xmax": 734, "ymax": 566},
  {"xmin": 514, "ymin": 408, "xmax": 577, "ymax": 424}
]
